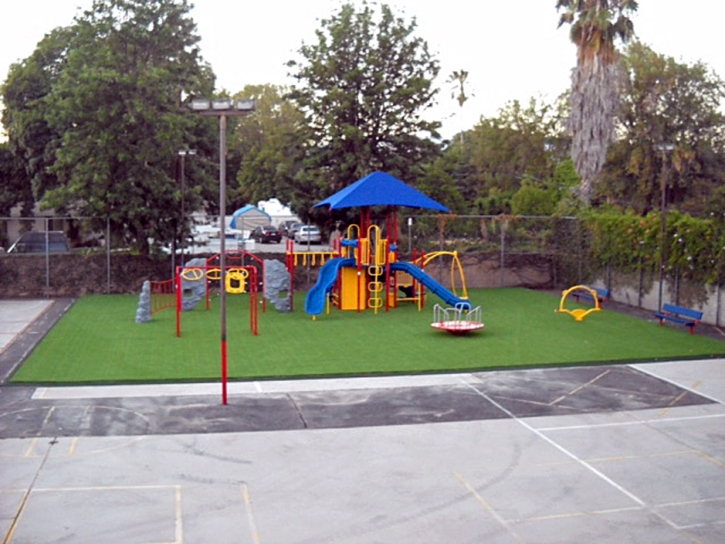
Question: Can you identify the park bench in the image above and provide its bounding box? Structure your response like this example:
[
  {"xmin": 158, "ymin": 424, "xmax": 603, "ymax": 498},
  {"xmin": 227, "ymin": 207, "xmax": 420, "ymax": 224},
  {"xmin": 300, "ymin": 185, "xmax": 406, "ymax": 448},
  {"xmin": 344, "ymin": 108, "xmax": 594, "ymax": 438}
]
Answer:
[
  {"xmin": 653, "ymin": 303, "xmax": 703, "ymax": 335},
  {"xmin": 572, "ymin": 286, "xmax": 610, "ymax": 305}
]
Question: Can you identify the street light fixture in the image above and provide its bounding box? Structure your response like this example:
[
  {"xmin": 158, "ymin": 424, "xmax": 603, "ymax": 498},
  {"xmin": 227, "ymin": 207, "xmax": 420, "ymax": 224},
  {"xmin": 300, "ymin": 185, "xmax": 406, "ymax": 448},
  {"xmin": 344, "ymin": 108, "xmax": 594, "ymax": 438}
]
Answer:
[
  {"xmin": 177, "ymin": 149, "xmax": 196, "ymax": 266},
  {"xmin": 655, "ymin": 143, "xmax": 675, "ymax": 312},
  {"xmin": 189, "ymin": 97, "xmax": 256, "ymax": 405}
]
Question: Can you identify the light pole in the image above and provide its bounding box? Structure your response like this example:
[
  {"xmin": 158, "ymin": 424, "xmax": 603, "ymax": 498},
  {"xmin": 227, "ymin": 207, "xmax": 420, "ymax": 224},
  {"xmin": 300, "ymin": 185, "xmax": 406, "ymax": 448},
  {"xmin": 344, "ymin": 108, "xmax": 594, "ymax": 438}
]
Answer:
[
  {"xmin": 178, "ymin": 148, "xmax": 196, "ymax": 266},
  {"xmin": 655, "ymin": 143, "xmax": 675, "ymax": 312},
  {"xmin": 190, "ymin": 97, "xmax": 256, "ymax": 405}
]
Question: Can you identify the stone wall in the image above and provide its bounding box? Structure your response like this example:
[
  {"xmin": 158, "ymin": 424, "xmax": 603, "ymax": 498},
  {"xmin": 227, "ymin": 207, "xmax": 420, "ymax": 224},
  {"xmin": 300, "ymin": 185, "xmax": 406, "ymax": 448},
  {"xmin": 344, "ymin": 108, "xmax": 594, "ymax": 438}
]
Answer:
[{"xmin": 0, "ymin": 253, "xmax": 172, "ymax": 298}]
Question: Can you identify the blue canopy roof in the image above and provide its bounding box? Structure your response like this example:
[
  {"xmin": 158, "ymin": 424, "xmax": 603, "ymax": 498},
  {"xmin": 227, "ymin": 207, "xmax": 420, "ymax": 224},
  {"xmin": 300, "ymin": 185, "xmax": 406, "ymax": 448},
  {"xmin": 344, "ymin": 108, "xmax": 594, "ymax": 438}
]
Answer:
[{"xmin": 314, "ymin": 171, "xmax": 449, "ymax": 212}]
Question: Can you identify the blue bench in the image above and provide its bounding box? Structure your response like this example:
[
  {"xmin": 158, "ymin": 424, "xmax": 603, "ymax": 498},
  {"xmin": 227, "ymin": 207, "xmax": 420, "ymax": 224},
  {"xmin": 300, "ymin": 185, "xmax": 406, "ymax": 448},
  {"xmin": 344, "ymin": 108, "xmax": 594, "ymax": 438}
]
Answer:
[
  {"xmin": 654, "ymin": 303, "xmax": 703, "ymax": 335},
  {"xmin": 572, "ymin": 286, "xmax": 610, "ymax": 305}
]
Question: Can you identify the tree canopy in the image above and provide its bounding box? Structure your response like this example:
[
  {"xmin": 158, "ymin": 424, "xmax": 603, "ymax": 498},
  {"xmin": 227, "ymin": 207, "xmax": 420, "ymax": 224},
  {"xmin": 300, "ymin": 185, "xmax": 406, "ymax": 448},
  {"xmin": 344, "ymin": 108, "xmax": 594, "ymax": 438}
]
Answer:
[
  {"xmin": 600, "ymin": 41, "xmax": 725, "ymax": 214},
  {"xmin": 231, "ymin": 84, "xmax": 306, "ymax": 210},
  {"xmin": 2, "ymin": 0, "xmax": 723, "ymax": 258},
  {"xmin": 1, "ymin": 0, "xmax": 215, "ymax": 253},
  {"xmin": 0, "ymin": 141, "xmax": 31, "ymax": 218},
  {"xmin": 285, "ymin": 1, "xmax": 442, "ymax": 223},
  {"xmin": 2, "ymin": 26, "xmax": 77, "ymax": 215},
  {"xmin": 438, "ymin": 97, "xmax": 569, "ymax": 214}
]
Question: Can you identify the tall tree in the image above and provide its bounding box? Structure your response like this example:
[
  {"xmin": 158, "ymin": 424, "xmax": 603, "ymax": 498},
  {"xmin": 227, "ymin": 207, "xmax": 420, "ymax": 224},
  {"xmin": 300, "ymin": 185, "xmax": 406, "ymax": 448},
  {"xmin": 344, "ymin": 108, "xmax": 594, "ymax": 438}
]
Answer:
[
  {"xmin": 601, "ymin": 41, "xmax": 725, "ymax": 214},
  {"xmin": 231, "ymin": 84, "xmax": 306, "ymax": 209},
  {"xmin": 18, "ymin": 0, "xmax": 214, "ymax": 254},
  {"xmin": 0, "ymin": 142, "xmax": 32, "ymax": 218},
  {"xmin": 1, "ymin": 26, "xmax": 77, "ymax": 212},
  {"xmin": 462, "ymin": 97, "xmax": 568, "ymax": 212},
  {"xmin": 286, "ymin": 1, "xmax": 441, "ymax": 221},
  {"xmin": 557, "ymin": 0, "xmax": 637, "ymax": 204}
]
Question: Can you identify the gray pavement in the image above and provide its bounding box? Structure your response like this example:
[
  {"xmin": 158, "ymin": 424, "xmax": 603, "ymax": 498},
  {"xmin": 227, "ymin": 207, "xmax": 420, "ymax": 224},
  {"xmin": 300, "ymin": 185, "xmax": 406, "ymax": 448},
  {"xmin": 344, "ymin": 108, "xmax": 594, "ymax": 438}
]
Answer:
[
  {"xmin": 1, "ymin": 299, "xmax": 724, "ymax": 543},
  {"xmin": 0, "ymin": 300, "xmax": 53, "ymax": 353}
]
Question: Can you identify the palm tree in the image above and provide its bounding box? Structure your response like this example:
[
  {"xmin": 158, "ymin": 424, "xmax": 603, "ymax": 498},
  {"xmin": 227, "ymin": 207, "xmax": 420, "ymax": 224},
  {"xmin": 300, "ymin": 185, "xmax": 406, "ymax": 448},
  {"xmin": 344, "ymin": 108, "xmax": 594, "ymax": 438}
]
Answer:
[
  {"xmin": 448, "ymin": 69, "xmax": 471, "ymax": 108},
  {"xmin": 447, "ymin": 69, "xmax": 472, "ymax": 144},
  {"xmin": 557, "ymin": 0, "xmax": 637, "ymax": 204}
]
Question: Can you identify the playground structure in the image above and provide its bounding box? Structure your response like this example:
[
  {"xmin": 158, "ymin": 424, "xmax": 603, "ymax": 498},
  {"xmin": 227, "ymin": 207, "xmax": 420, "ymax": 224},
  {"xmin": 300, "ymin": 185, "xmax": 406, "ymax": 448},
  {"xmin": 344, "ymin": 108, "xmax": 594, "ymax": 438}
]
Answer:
[
  {"xmin": 140, "ymin": 172, "xmax": 475, "ymax": 330},
  {"xmin": 556, "ymin": 285, "xmax": 602, "ymax": 322},
  {"xmin": 297, "ymin": 172, "xmax": 475, "ymax": 319},
  {"xmin": 295, "ymin": 219, "xmax": 471, "ymax": 318},
  {"xmin": 294, "ymin": 171, "xmax": 473, "ymax": 319},
  {"xmin": 175, "ymin": 261, "xmax": 259, "ymax": 337},
  {"xmin": 431, "ymin": 303, "xmax": 484, "ymax": 335},
  {"xmin": 138, "ymin": 251, "xmax": 270, "ymax": 336}
]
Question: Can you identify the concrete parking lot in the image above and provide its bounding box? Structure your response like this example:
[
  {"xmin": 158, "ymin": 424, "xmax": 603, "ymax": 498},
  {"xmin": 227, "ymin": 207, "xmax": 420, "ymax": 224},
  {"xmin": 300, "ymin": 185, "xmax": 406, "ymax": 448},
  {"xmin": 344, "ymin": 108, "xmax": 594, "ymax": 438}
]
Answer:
[{"xmin": 1, "ymin": 299, "xmax": 724, "ymax": 543}]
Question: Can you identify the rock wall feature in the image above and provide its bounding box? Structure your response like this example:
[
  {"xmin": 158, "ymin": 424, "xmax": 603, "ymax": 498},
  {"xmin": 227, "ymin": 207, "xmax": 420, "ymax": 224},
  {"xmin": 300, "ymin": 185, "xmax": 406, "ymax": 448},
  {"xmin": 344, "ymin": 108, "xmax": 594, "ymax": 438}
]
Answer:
[
  {"xmin": 180, "ymin": 258, "xmax": 208, "ymax": 311},
  {"xmin": 264, "ymin": 259, "xmax": 291, "ymax": 312},
  {"xmin": 135, "ymin": 280, "xmax": 152, "ymax": 323}
]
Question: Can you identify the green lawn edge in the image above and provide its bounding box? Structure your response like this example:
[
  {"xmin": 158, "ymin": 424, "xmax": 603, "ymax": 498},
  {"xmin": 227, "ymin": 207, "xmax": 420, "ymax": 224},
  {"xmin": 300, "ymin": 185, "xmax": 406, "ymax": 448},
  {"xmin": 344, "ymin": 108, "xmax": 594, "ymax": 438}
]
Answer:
[{"xmin": 11, "ymin": 288, "xmax": 725, "ymax": 385}]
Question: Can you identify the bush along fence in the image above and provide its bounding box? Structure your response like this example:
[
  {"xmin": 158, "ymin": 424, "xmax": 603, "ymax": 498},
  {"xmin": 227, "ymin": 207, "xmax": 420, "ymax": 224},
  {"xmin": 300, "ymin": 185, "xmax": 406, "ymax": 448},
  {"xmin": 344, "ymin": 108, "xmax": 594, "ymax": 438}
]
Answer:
[
  {"xmin": 405, "ymin": 212, "xmax": 724, "ymax": 326},
  {"xmin": 580, "ymin": 210, "xmax": 725, "ymax": 327}
]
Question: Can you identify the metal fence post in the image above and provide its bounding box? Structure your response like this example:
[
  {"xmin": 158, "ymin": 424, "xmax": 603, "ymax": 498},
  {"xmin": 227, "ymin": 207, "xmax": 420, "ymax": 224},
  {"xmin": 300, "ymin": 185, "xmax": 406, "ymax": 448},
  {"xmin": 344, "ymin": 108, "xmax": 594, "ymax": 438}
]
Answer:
[
  {"xmin": 499, "ymin": 217, "xmax": 506, "ymax": 288},
  {"xmin": 106, "ymin": 217, "xmax": 111, "ymax": 294},
  {"xmin": 578, "ymin": 218, "xmax": 583, "ymax": 284},
  {"xmin": 44, "ymin": 218, "xmax": 51, "ymax": 297}
]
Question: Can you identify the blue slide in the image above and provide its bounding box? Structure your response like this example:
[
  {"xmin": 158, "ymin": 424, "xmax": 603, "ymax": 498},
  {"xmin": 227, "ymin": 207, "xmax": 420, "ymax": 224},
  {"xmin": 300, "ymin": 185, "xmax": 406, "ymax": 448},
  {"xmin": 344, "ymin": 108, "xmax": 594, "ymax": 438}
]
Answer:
[
  {"xmin": 305, "ymin": 257, "xmax": 356, "ymax": 315},
  {"xmin": 390, "ymin": 262, "xmax": 472, "ymax": 310}
]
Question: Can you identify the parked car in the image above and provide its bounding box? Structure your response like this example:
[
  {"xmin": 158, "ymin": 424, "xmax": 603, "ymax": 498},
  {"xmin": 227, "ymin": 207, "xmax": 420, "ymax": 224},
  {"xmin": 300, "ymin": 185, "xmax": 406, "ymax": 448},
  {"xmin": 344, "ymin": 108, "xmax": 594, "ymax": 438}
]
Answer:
[
  {"xmin": 251, "ymin": 225, "xmax": 282, "ymax": 244},
  {"xmin": 280, "ymin": 220, "xmax": 301, "ymax": 238},
  {"xmin": 294, "ymin": 225, "xmax": 322, "ymax": 244},
  {"xmin": 285, "ymin": 221, "xmax": 304, "ymax": 239},
  {"xmin": 6, "ymin": 231, "xmax": 70, "ymax": 254}
]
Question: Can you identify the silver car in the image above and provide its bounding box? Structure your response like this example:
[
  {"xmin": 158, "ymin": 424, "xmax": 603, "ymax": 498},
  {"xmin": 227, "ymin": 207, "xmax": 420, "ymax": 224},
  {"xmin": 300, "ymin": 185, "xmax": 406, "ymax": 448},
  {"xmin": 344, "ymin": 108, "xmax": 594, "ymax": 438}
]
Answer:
[{"xmin": 294, "ymin": 225, "xmax": 322, "ymax": 244}]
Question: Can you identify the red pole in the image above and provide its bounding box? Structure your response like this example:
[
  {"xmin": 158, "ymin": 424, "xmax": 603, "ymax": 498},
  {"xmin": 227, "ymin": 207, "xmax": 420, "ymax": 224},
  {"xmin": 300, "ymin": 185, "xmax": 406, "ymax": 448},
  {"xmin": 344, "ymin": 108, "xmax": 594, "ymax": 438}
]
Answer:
[
  {"xmin": 250, "ymin": 267, "xmax": 258, "ymax": 335},
  {"xmin": 357, "ymin": 210, "xmax": 363, "ymax": 313},
  {"xmin": 384, "ymin": 210, "xmax": 391, "ymax": 312},
  {"xmin": 221, "ymin": 340, "xmax": 228, "ymax": 405},
  {"xmin": 286, "ymin": 238, "xmax": 295, "ymax": 312},
  {"xmin": 420, "ymin": 250, "xmax": 426, "ymax": 310},
  {"xmin": 219, "ymin": 114, "xmax": 228, "ymax": 406},
  {"xmin": 175, "ymin": 267, "xmax": 182, "ymax": 337}
]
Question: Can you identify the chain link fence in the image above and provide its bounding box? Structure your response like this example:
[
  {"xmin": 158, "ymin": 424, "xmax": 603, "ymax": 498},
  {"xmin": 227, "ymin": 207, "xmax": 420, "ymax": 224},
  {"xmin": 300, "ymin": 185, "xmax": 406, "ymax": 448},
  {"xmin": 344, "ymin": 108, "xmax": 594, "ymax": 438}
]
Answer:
[
  {"xmin": 402, "ymin": 214, "xmax": 723, "ymax": 326},
  {"xmin": 1, "ymin": 214, "xmax": 722, "ymax": 326},
  {"xmin": 0, "ymin": 216, "xmax": 154, "ymax": 298}
]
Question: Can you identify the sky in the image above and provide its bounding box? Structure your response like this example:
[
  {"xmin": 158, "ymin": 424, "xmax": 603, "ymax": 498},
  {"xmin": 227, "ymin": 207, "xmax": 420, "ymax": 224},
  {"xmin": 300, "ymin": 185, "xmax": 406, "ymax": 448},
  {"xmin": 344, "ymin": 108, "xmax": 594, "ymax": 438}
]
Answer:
[{"xmin": 1, "ymin": 0, "xmax": 723, "ymax": 140}]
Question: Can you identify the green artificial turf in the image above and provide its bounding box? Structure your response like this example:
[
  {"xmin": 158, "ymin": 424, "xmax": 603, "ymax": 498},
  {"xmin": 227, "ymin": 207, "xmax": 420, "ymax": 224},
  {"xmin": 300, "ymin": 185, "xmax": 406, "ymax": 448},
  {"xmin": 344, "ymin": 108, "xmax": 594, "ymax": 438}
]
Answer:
[{"xmin": 11, "ymin": 288, "xmax": 725, "ymax": 384}]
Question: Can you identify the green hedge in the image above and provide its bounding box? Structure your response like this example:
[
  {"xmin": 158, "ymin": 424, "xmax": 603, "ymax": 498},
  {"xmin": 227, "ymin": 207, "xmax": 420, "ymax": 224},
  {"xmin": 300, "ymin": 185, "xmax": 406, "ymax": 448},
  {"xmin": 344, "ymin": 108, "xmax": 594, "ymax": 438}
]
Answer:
[{"xmin": 584, "ymin": 210, "xmax": 725, "ymax": 284}]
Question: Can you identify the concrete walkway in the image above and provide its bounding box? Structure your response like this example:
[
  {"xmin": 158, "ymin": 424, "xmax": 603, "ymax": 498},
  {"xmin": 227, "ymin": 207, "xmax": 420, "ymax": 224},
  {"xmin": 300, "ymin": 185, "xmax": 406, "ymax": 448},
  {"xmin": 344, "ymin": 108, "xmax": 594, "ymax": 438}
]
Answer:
[
  {"xmin": 0, "ymin": 299, "xmax": 53, "ymax": 353},
  {"xmin": 1, "ymin": 300, "xmax": 724, "ymax": 543}
]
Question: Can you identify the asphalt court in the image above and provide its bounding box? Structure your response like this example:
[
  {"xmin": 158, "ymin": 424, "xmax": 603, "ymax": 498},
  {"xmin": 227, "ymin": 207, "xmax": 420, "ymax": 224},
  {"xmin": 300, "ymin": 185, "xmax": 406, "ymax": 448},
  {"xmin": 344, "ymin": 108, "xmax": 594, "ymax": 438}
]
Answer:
[
  {"xmin": 3, "ymin": 390, "xmax": 725, "ymax": 544},
  {"xmin": 1, "ymin": 299, "xmax": 725, "ymax": 543},
  {"xmin": 0, "ymin": 364, "xmax": 718, "ymax": 438}
]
